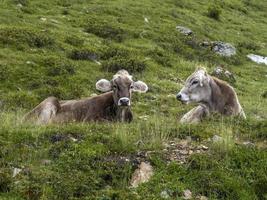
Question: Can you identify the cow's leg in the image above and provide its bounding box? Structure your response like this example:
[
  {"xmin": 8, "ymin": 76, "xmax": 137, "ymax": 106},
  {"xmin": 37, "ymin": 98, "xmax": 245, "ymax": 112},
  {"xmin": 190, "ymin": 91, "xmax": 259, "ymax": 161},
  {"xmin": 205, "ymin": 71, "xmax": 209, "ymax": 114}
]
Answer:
[
  {"xmin": 23, "ymin": 97, "xmax": 60, "ymax": 124},
  {"xmin": 180, "ymin": 105, "xmax": 209, "ymax": 124}
]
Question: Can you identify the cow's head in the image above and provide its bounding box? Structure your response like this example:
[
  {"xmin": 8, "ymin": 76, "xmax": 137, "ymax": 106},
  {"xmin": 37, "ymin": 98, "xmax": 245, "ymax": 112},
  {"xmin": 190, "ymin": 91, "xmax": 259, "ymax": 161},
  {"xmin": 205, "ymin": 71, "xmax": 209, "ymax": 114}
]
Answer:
[
  {"xmin": 96, "ymin": 70, "xmax": 148, "ymax": 107},
  {"xmin": 176, "ymin": 67, "xmax": 211, "ymax": 104}
]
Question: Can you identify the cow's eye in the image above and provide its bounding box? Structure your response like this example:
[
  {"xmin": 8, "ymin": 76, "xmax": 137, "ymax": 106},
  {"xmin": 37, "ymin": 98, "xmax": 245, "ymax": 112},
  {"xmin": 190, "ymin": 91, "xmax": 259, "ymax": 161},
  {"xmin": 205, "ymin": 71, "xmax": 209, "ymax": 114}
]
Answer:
[
  {"xmin": 130, "ymin": 85, "xmax": 134, "ymax": 89},
  {"xmin": 191, "ymin": 80, "xmax": 199, "ymax": 85},
  {"xmin": 113, "ymin": 85, "xmax": 117, "ymax": 89}
]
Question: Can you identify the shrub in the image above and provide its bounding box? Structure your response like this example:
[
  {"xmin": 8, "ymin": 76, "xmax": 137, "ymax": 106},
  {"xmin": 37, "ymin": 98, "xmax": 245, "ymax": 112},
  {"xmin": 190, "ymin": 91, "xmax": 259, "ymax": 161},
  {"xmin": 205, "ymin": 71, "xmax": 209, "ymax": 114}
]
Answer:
[
  {"xmin": 149, "ymin": 47, "xmax": 172, "ymax": 67},
  {"xmin": 207, "ymin": 5, "xmax": 221, "ymax": 20},
  {"xmin": 43, "ymin": 57, "xmax": 76, "ymax": 76},
  {"xmin": 84, "ymin": 18, "xmax": 127, "ymax": 42},
  {"xmin": 14, "ymin": 0, "xmax": 28, "ymax": 6},
  {"xmin": 65, "ymin": 36, "xmax": 84, "ymax": 47},
  {"xmin": 102, "ymin": 56, "xmax": 147, "ymax": 73},
  {"xmin": 0, "ymin": 27, "xmax": 54, "ymax": 49},
  {"xmin": 68, "ymin": 48, "xmax": 98, "ymax": 61},
  {"xmin": 262, "ymin": 91, "xmax": 267, "ymax": 98}
]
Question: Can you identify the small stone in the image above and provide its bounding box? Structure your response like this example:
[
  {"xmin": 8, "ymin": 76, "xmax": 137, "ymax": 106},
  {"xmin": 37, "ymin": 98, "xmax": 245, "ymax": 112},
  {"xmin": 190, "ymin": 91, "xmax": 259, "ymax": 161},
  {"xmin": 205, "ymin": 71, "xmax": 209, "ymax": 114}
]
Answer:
[
  {"xmin": 17, "ymin": 3, "xmax": 23, "ymax": 7},
  {"xmin": 176, "ymin": 26, "xmax": 193, "ymax": 36},
  {"xmin": 200, "ymin": 196, "xmax": 208, "ymax": 200},
  {"xmin": 180, "ymin": 150, "xmax": 189, "ymax": 155},
  {"xmin": 40, "ymin": 17, "xmax": 47, "ymax": 22},
  {"xmin": 188, "ymin": 150, "xmax": 193, "ymax": 155},
  {"xmin": 183, "ymin": 189, "xmax": 192, "ymax": 199},
  {"xmin": 70, "ymin": 137, "xmax": 78, "ymax": 142},
  {"xmin": 201, "ymin": 145, "xmax": 209, "ymax": 150},
  {"xmin": 130, "ymin": 162, "xmax": 153, "ymax": 188},
  {"xmin": 243, "ymin": 141, "xmax": 255, "ymax": 147},
  {"xmin": 212, "ymin": 66, "xmax": 235, "ymax": 83},
  {"xmin": 90, "ymin": 93, "xmax": 98, "ymax": 97},
  {"xmin": 26, "ymin": 61, "xmax": 34, "ymax": 65},
  {"xmin": 144, "ymin": 17, "xmax": 149, "ymax": 23},
  {"xmin": 160, "ymin": 190, "xmax": 170, "ymax": 199},
  {"xmin": 94, "ymin": 60, "xmax": 101, "ymax": 65},
  {"xmin": 212, "ymin": 135, "xmax": 223, "ymax": 142},
  {"xmin": 12, "ymin": 168, "xmax": 22, "ymax": 177}
]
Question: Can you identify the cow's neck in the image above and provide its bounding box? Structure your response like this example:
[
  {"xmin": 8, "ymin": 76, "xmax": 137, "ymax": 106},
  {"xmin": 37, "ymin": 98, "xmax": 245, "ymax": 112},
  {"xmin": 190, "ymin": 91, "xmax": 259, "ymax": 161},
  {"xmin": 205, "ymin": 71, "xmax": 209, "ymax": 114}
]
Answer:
[
  {"xmin": 116, "ymin": 106, "xmax": 132, "ymax": 122},
  {"xmin": 101, "ymin": 92, "xmax": 132, "ymax": 122},
  {"xmin": 204, "ymin": 77, "xmax": 225, "ymax": 113}
]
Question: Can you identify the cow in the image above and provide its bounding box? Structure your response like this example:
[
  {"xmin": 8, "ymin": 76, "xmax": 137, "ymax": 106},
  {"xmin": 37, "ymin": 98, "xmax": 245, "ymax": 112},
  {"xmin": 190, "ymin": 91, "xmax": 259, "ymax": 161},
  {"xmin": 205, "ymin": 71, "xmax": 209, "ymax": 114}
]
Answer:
[
  {"xmin": 23, "ymin": 70, "xmax": 148, "ymax": 124},
  {"xmin": 176, "ymin": 67, "xmax": 246, "ymax": 123}
]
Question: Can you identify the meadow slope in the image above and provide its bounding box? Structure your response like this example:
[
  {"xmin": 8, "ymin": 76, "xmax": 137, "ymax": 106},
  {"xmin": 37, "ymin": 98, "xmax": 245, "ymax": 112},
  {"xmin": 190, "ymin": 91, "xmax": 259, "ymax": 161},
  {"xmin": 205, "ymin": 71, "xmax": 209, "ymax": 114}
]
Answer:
[{"xmin": 0, "ymin": 0, "xmax": 267, "ymax": 199}]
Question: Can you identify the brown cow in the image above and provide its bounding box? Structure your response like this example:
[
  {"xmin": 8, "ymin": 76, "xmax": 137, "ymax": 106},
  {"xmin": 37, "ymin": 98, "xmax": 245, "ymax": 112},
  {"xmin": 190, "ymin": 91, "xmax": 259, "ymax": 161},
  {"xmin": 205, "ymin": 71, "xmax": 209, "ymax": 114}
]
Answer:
[
  {"xmin": 176, "ymin": 67, "xmax": 246, "ymax": 123},
  {"xmin": 24, "ymin": 70, "xmax": 148, "ymax": 124}
]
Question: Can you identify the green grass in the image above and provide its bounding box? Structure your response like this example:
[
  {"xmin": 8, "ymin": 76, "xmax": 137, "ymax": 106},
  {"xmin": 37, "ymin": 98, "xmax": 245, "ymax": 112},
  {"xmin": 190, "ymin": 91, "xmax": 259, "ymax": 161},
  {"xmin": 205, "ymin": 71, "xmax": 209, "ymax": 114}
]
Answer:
[{"xmin": 0, "ymin": 0, "xmax": 267, "ymax": 199}]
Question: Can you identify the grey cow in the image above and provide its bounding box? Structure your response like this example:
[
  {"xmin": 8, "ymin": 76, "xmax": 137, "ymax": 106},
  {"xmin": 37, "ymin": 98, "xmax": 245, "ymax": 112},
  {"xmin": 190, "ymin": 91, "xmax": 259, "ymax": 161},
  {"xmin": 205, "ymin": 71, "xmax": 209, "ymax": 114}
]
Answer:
[{"xmin": 176, "ymin": 67, "xmax": 246, "ymax": 123}]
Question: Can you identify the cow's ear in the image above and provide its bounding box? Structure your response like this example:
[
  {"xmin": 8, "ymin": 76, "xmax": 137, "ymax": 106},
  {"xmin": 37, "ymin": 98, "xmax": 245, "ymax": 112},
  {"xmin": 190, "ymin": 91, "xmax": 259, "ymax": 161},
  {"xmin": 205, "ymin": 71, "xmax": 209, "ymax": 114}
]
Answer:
[
  {"xmin": 96, "ymin": 79, "xmax": 112, "ymax": 92},
  {"xmin": 133, "ymin": 81, "xmax": 148, "ymax": 93}
]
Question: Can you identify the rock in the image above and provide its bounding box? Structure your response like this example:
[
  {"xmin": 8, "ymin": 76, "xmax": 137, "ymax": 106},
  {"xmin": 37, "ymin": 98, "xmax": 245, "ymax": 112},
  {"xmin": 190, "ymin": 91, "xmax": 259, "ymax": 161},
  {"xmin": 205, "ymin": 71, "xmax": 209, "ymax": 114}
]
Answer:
[
  {"xmin": 40, "ymin": 17, "xmax": 47, "ymax": 22},
  {"xmin": 12, "ymin": 168, "xmax": 22, "ymax": 177},
  {"xmin": 94, "ymin": 60, "xmax": 102, "ymax": 65},
  {"xmin": 70, "ymin": 137, "xmax": 78, "ymax": 142},
  {"xmin": 130, "ymin": 162, "xmax": 153, "ymax": 188},
  {"xmin": 90, "ymin": 93, "xmax": 98, "ymax": 97},
  {"xmin": 160, "ymin": 190, "xmax": 170, "ymax": 199},
  {"xmin": 243, "ymin": 141, "xmax": 255, "ymax": 147},
  {"xmin": 201, "ymin": 145, "xmax": 209, "ymax": 150},
  {"xmin": 212, "ymin": 135, "xmax": 223, "ymax": 142},
  {"xmin": 211, "ymin": 41, "xmax": 236, "ymax": 57},
  {"xmin": 176, "ymin": 26, "xmax": 193, "ymax": 36},
  {"xmin": 26, "ymin": 61, "xmax": 36, "ymax": 66},
  {"xmin": 144, "ymin": 17, "xmax": 149, "ymax": 23},
  {"xmin": 247, "ymin": 54, "xmax": 267, "ymax": 65},
  {"xmin": 17, "ymin": 3, "xmax": 23, "ymax": 7},
  {"xmin": 183, "ymin": 189, "xmax": 192, "ymax": 199},
  {"xmin": 212, "ymin": 66, "xmax": 236, "ymax": 83}
]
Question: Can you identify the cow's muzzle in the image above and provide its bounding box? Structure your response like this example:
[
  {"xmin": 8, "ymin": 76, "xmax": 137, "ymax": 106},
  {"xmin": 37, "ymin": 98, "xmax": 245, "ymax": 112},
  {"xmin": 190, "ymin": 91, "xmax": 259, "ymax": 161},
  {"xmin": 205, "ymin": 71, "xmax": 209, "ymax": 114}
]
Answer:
[{"xmin": 118, "ymin": 97, "xmax": 130, "ymax": 106}]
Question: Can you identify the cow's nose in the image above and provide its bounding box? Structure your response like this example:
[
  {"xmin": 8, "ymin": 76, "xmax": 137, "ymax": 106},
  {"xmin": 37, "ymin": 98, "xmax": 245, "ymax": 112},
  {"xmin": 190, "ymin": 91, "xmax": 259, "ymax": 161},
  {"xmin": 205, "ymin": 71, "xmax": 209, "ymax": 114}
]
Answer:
[
  {"xmin": 118, "ymin": 98, "xmax": 130, "ymax": 106},
  {"xmin": 176, "ymin": 93, "xmax": 182, "ymax": 100}
]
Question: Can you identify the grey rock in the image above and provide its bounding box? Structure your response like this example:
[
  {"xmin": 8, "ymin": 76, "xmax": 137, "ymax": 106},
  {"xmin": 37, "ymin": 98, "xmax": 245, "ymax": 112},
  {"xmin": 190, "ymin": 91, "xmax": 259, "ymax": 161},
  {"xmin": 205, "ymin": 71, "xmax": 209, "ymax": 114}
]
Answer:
[
  {"xmin": 12, "ymin": 168, "xmax": 22, "ymax": 177},
  {"xmin": 183, "ymin": 189, "xmax": 192, "ymax": 199},
  {"xmin": 176, "ymin": 26, "xmax": 193, "ymax": 36},
  {"xmin": 212, "ymin": 66, "xmax": 236, "ymax": 83},
  {"xmin": 212, "ymin": 135, "xmax": 223, "ymax": 142},
  {"xmin": 243, "ymin": 141, "xmax": 255, "ymax": 147},
  {"xmin": 211, "ymin": 41, "xmax": 236, "ymax": 57},
  {"xmin": 160, "ymin": 190, "xmax": 170, "ymax": 199},
  {"xmin": 247, "ymin": 54, "xmax": 267, "ymax": 65}
]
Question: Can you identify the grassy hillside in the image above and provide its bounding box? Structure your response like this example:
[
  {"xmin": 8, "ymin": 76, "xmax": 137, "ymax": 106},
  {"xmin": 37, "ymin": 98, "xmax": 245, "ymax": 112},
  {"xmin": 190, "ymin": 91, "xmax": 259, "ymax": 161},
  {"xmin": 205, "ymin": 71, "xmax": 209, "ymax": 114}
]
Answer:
[{"xmin": 0, "ymin": 0, "xmax": 267, "ymax": 199}]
